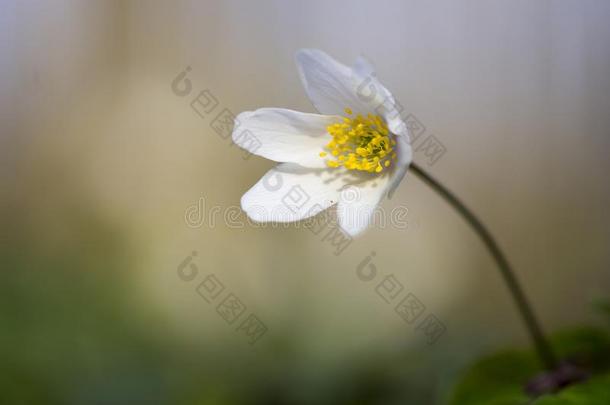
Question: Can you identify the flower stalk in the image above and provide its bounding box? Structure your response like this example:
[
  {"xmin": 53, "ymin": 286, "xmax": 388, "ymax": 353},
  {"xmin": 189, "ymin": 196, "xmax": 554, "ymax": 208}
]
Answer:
[{"xmin": 409, "ymin": 162, "xmax": 558, "ymax": 371}]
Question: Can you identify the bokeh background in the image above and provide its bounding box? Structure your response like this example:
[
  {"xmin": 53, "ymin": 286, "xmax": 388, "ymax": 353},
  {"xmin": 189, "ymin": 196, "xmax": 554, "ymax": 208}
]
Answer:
[{"xmin": 2, "ymin": 1, "xmax": 610, "ymax": 403}]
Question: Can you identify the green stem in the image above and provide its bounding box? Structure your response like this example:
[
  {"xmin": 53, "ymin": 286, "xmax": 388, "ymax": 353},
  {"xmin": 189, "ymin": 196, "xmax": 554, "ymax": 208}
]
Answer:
[{"xmin": 409, "ymin": 162, "xmax": 558, "ymax": 370}]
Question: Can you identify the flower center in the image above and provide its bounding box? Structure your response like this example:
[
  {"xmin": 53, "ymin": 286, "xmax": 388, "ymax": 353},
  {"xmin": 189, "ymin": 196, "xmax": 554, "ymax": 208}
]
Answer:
[{"xmin": 319, "ymin": 108, "xmax": 396, "ymax": 173}]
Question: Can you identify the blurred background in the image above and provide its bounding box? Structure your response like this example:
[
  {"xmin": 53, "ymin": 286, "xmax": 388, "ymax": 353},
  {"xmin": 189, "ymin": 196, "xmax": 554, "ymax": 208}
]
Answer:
[{"xmin": 2, "ymin": 0, "xmax": 610, "ymax": 403}]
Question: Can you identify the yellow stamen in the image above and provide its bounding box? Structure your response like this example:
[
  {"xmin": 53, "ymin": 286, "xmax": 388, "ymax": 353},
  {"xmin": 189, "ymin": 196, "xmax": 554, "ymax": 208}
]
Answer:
[{"xmin": 319, "ymin": 109, "xmax": 395, "ymax": 173}]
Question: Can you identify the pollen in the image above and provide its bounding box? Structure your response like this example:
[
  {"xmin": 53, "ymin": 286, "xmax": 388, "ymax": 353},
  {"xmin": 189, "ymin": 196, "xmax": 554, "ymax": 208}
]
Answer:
[{"xmin": 320, "ymin": 110, "xmax": 396, "ymax": 173}]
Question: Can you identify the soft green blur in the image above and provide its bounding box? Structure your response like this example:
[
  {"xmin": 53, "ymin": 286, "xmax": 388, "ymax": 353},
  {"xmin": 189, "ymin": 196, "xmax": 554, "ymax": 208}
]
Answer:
[{"xmin": 2, "ymin": 1, "xmax": 610, "ymax": 404}]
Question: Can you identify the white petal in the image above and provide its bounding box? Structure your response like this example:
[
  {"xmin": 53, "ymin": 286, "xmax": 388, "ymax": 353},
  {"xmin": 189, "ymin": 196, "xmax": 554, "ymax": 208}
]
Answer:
[
  {"xmin": 241, "ymin": 163, "xmax": 346, "ymax": 223},
  {"xmin": 387, "ymin": 134, "xmax": 413, "ymax": 199},
  {"xmin": 295, "ymin": 49, "xmax": 409, "ymax": 145},
  {"xmin": 295, "ymin": 49, "xmax": 385, "ymax": 117},
  {"xmin": 337, "ymin": 172, "xmax": 392, "ymax": 237},
  {"xmin": 352, "ymin": 55, "xmax": 375, "ymax": 77},
  {"xmin": 233, "ymin": 108, "xmax": 340, "ymax": 168}
]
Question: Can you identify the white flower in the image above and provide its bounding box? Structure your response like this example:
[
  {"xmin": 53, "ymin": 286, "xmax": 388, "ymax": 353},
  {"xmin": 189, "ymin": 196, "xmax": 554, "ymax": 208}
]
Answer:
[{"xmin": 232, "ymin": 49, "xmax": 412, "ymax": 237}]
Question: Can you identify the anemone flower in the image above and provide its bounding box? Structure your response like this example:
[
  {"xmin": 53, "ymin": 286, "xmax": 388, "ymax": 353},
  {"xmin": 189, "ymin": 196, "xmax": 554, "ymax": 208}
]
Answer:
[{"xmin": 232, "ymin": 49, "xmax": 411, "ymax": 237}]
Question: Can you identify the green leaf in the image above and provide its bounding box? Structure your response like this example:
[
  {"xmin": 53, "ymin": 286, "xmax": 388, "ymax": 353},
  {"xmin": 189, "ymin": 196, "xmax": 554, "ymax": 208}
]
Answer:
[
  {"xmin": 449, "ymin": 349, "xmax": 535, "ymax": 405},
  {"xmin": 533, "ymin": 373, "xmax": 610, "ymax": 405},
  {"xmin": 449, "ymin": 327, "xmax": 610, "ymax": 405}
]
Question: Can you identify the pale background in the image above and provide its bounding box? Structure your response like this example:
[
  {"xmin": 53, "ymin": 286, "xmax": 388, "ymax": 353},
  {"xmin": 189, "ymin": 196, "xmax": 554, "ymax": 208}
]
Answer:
[{"xmin": 2, "ymin": 1, "xmax": 610, "ymax": 403}]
